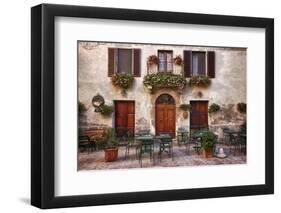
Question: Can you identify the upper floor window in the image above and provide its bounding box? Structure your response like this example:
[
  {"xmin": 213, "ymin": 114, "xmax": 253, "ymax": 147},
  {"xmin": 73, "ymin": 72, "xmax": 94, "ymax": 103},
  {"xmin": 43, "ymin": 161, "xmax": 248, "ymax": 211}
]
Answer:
[
  {"xmin": 108, "ymin": 48, "xmax": 141, "ymax": 77},
  {"xmin": 158, "ymin": 50, "xmax": 173, "ymax": 72},
  {"xmin": 117, "ymin": 49, "xmax": 132, "ymax": 74},
  {"xmin": 183, "ymin": 51, "xmax": 215, "ymax": 78},
  {"xmin": 192, "ymin": 52, "xmax": 206, "ymax": 75}
]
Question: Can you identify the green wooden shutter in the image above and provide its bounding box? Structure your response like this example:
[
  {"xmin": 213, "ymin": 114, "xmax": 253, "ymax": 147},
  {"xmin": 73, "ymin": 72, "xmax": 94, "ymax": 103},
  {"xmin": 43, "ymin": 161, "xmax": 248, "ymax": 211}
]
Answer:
[
  {"xmin": 183, "ymin": 50, "xmax": 192, "ymax": 77},
  {"xmin": 108, "ymin": 48, "xmax": 115, "ymax": 76},
  {"xmin": 207, "ymin": 51, "xmax": 215, "ymax": 78},
  {"xmin": 133, "ymin": 49, "xmax": 141, "ymax": 77}
]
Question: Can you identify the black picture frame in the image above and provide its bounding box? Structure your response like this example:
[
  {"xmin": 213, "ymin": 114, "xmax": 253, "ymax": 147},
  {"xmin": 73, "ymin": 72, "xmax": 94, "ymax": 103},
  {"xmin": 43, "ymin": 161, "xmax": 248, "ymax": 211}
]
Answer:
[{"xmin": 31, "ymin": 3, "xmax": 274, "ymax": 209}]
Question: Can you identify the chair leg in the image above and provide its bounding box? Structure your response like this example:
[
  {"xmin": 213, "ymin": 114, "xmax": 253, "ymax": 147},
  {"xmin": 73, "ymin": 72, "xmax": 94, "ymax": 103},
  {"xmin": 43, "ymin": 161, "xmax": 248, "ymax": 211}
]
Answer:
[
  {"xmin": 171, "ymin": 145, "xmax": 173, "ymax": 160},
  {"xmin": 139, "ymin": 152, "xmax": 142, "ymax": 168}
]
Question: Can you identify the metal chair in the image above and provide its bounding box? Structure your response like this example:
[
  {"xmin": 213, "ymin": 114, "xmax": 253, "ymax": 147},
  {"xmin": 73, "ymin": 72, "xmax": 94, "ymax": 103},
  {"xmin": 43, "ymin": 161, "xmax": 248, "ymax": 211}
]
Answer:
[
  {"xmin": 79, "ymin": 135, "xmax": 91, "ymax": 153},
  {"xmin": 136, "ymin": 129, "xmax": 150, "ymax": 136},
  {"xmin": 125, "ymin": 131, "xmax": 139, "ymax": 159},
  {"xmin": 177, "ymin": 128, "xmax": 188, "ymax": 146},
  {"xmin": 229, "ymin": 133, "xmax": 240, "ymax": 155},
  {"xmin": 222, "ymin": 128, "xmax": 231, "ymax": 145},
  {"xmin": 239, "ymin": 134, "xmax": 247, "ymax": 155},
  {"xmin": 138, "ymin": 137, "xmax": 154, "ymax": 167},
  {"xmin": 158, "ymin": 134, "xmax": 173, "ymax": 161},
  {"xmin": 184, "ymin": 133, "xmax": 196, "ymax": 155}
]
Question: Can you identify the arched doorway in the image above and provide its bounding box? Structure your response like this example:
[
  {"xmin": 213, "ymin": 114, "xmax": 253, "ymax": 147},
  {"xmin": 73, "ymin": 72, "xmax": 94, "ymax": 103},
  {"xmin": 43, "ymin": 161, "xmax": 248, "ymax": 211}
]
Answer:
[{"xmin": 155, "ymin": 94, "xmax": 176, "ymax": 137}]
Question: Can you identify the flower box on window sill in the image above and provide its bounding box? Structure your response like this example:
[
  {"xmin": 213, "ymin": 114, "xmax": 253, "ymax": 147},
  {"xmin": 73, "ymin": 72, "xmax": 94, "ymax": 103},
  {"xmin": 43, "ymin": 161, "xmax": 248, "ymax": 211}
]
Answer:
[
  {"xmin": 189, "ymin": 75, "xmax": 211, "ymax": 88},
  {"xmin": 143, "ymin": 72, "xmax": 187, "ymax": 93},
  {"xmin": 111, "ymin": 72, "xmax": 134, "ymax": 95}
]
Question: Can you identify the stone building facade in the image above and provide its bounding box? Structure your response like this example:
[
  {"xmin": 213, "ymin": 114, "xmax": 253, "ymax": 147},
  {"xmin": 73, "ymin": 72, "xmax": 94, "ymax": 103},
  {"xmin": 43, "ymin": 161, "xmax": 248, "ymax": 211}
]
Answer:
[{"xmin": 78, "ymin": 41, "xmax": 246, "ymax": 139}]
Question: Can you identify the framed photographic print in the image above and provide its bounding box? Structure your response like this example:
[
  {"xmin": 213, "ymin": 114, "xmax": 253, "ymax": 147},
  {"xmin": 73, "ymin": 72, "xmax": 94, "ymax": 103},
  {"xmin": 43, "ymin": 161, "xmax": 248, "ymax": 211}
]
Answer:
[{"xmin": 31, "ymin": 3, "xmax": 274, "ymax": 209}]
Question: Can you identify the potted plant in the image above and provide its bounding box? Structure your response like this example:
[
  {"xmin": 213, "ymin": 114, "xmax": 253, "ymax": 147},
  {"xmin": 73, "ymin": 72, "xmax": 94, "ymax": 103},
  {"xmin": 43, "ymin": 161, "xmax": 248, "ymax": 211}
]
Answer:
[
  {"xmin": 99, "ymin": 104, "xmax": 114, "ymax": 116},
  {"xmin": 111, "ymin": 72, "xmax": 134, "ymax": 95},
  {"xmin": 97, "ymin": 128, "xmax": 119, "ymax": 162},
  {"xmin": 208, "ymin": 103, "xmax": 220, "ymax": 113},
  {"xmin": 237, "ymin": 102, "xmax": 246, "ymax": 113},
  {"xmin": 147, "ymin": 55, "xmax": 159, "ymax": 66},
  {"xmin": 143, "ymin": 72, "xmax": 187, "ymax": 89},
  {"xmin": 200, "ymin": 130, "xmax": 216, "ymax": 158},
  {"xmin": 189, "ymin": 75, "xmax": 211, "ymax": 87},
  {"xmin": 179, "ymin": 103, "xmax": 192, "ymax": 119},
  {"xmin": 173, "ymin": 55, "xmax": 183, "ymax": 66}
]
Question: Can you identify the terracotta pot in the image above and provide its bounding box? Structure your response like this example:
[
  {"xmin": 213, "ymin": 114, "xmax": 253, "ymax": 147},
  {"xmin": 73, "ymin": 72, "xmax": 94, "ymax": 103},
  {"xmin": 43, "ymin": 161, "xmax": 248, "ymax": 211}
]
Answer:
[
  {"xmin": 203, "ymin": 148, "xmax": 213, "ymax": 158},
  {"xmin": 104, "ymin": 148, "xmax": 118, "ymax": 162},
  {"xmin": 183, "ymin": 111, "xmax": 188, "ymax": 119}
]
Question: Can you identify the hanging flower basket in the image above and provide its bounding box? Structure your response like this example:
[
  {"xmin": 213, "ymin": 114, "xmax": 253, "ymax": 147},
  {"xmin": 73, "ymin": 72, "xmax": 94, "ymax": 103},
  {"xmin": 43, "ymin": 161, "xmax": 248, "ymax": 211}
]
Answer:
[
  {"xmin": 99, "ymin": 104, "xmax": 114, "ymax": 116},
  {"xmin": 208, "ymin": 103, "xmax": 220, "ymax": 113},
  {"xmin": 237, "ymin": 102, "xmax": 246, "ymax": 113},
  {"xmin": 147, "ymin": 55, "xmax": 159, "ymax": 66},
  {"xmin": 173, "ymin": 55, "xmax": 183, "ymax": 66},
  {"xmin": 111, "ymin": 72, "xmax": 134, "ymax": 95},
  {"xmin": 179, "ymin": 104, "xmax": 192, "ymax": 119}
]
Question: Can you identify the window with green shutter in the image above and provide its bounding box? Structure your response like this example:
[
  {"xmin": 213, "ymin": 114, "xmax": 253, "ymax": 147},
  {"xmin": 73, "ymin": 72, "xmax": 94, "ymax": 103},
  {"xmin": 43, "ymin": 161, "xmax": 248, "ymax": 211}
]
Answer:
[
  {"xmin": 183, "ymin": 50, "xmax": 215, "ymax": 78},
  {"xmin": 108, "ymin": 48, "xmax": 141, "ymax": 77}
]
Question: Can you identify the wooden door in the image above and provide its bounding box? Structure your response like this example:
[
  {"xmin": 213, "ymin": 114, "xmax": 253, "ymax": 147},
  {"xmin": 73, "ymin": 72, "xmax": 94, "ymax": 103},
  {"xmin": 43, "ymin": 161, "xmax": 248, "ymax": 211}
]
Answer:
[
  {"xmin": 155, "ymin": 94, "xmax": 176, "ymax": 137},
  {"xmin": 190, "ymin": 101, "xmax": 208, "ymax": 129},
  {"xmin": 115, "ymin": 101, "xmax": 135, "ymax": 137}
]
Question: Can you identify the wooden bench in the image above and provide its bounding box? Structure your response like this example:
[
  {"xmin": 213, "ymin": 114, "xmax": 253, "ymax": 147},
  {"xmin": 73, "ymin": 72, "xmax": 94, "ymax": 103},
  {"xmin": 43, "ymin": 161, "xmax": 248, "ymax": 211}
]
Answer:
[{"xmin": 80, "ymin": 129, "xmax": 106, "ymax": 151}]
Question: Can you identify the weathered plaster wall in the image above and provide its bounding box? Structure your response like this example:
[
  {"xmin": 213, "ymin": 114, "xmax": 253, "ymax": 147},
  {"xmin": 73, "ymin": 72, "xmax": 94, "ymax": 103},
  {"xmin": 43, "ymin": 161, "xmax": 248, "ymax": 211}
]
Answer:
[{"xmin": 78, "ymin": 41, "xmax": 246, "ymax": 137}]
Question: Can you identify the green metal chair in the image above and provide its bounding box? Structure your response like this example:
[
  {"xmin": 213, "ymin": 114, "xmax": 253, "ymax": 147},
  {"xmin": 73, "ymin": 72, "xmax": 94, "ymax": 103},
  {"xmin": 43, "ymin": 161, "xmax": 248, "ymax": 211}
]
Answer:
[
  {"xmin": 184, "ymin": 132, "xmax": 197, "ymax": 155},
  {"xmin": 125, "ymin": 131, "xmax": 138, "ymax": 159},
  {"xmin": 239, "ymin": 134, "xmax": 247, "ymax": 155},
  {"xmin": 79, "ymin": 135, "xmax": 91, "ymax": 153},
  {"xmin": 229, "ymin": 133, "xmax": 240, "ymax": 155},
  {"xmin": 136, "ymin": 129, "xmax": 150, "ymax": 136},
  {"xmin": 138, "ymin": 137, "xmax": 154, "ymax": 167},
  {"xmin": 158, "ymin": 134, "xmax": 173, "ymax": 161},
  {"xmin": 222, "ymin": 128, "xmax": 231, "ymax": 145},
  {"xmin": 176, "ymin": 127, "xmax": 188, "ymax": 146}
]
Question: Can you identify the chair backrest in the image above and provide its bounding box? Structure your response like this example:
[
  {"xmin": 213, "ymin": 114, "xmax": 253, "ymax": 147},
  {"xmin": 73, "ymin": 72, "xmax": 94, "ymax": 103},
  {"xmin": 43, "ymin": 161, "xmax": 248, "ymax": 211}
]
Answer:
[
  {"xmin": 177, "ymin": 127, "xmax": 186, "ymax": 131},
  {"xmin": 137, "ymin": 129, "xmax": 150, "ymax": 136},
  {"xmin": 223, "ymin": 127, "xmax": 230, "ymax": 132}
]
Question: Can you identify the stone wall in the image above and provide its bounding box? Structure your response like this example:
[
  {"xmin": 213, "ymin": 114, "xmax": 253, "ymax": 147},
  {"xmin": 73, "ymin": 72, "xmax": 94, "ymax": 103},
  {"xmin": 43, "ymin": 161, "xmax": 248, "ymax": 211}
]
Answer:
[{"xmin": 78, "ymin": 41, "xmax": 246, "ymax": 136}]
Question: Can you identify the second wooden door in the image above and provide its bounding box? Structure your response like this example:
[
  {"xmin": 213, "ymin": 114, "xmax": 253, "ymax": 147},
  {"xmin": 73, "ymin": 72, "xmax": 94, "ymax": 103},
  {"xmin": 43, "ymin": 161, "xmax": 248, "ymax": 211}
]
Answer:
[
  {"xmin": 155, "ymin": 94, "xmax": 176, "ymax": 137},
  {"xmin": 115, "ymin": 101, "xmax": 135, "ymax": 137}
]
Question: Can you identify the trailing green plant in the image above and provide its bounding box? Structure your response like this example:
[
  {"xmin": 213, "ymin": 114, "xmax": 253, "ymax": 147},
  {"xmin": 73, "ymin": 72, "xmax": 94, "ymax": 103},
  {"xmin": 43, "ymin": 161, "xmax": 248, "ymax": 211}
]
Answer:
[
  {"xmin": 96, "ymin": 128, "xmax": 119, "ymax": 149},
  {"xmin": 237, "ymin": 102, "xmax": 246, "ymax": 113},
  {"xmin": 78, "ymin": 101, "xmax": 86, "ymax": 114},
  {"xmin": 147, "ymin": 55, "xmax": 159, "ymax": 65},
  {"xmin": 208, "ymin": 103, "xmax": 220, "ymax": 113},
  {"xmin": 111, "ymin": 72, "xmax": 134, "ymax": 95},
  {"xmin": 99, "ymin": 104, "xmax": 114, "ymax": 116},
  {"xmin": 179, "ymin": 103, "xmax": 192, "ymax": 112},
  {"xmin": 173, "ymin": 55, "xmax": 183, "ymax": 66},
  {"xmin": 143, "ymin": 72, "xmax": 187, "ymax": 88},
  {"xmin": 200, "ymin": 130, "xmax": 217, "ymax": 150},
  {"xmin": 189, "ymin": 75, "xmax": 211, "ymax": 87}
]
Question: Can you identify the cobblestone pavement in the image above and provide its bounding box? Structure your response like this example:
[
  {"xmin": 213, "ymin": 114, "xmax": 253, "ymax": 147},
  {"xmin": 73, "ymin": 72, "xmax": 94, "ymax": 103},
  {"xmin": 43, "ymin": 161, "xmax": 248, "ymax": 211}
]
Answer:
[{"xmin": 78, "ymin": 143, "xmax": 246, "ymax": 171}]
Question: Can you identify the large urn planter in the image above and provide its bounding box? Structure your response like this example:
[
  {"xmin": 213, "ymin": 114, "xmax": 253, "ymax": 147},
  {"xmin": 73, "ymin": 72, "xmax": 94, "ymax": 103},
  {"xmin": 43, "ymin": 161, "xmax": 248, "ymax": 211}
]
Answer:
[
  {"xmin": 96, "ymin": 128, "xmax": 119, "ymax": 162},
  {"xmin": 200, "ymin": 129, "xmax": 216, "ymax": 158},
  {"xmin": 104, "ymin": 148, "xmax": 118, "ymax": 162},
  {"xmin": 202, "ymin": 148, "xmax": 213, "ymax": 158}
]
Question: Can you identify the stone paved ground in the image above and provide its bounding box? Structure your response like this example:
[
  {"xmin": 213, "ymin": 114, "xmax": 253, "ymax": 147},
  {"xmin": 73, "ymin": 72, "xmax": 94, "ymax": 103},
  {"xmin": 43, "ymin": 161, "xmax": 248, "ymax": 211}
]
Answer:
[{"xmin": 78, "ymin": 143, "xmax": 246, "ymax": 170}]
